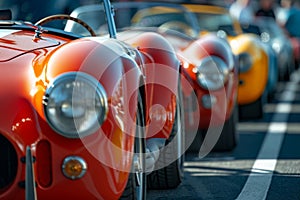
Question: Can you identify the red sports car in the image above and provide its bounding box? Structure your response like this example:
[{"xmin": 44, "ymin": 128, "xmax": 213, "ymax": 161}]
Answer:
[
  {"xmin": 0, "ymin": 0, "xmax": 184, "ymax": 199},
  {"xmin": 118, "ymin": 2, "xmax": 239, "ymax": 152}
]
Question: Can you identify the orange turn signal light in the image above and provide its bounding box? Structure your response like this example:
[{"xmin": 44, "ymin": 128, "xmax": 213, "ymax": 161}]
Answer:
[{"xmin": 62, "ymin": 156, "xmax": 87, "ymax": 180}]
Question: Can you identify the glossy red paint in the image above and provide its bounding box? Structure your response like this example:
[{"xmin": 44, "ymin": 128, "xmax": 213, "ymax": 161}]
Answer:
[
  {"xmin": 0, "ymin": 9, "xmax": 182, "ymax": 195},
  {"xmin": 167, "ymin": 33, "xmax": 238, "ymax": 132},
  {"xmin": 0, "ymin": 29, "xmax": 140, "ymax": 199},
  {"xmin": 118, "ymin": 31, "xmax": 180, "ymax": 139}
]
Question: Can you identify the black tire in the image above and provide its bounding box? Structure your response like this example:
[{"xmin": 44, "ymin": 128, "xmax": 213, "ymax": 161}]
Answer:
[
  {"xmin": 147, "ymin": 81, "xmax": 185, "ymax": 190},
  {"xmin": 239, "ymin": 95, "xmax": 264, "ymax": 120},
  {"xmin": 285, "ymin": 59, "xmax": 296, "ymax": 82},
  {"xmin": 212, "ymin": 104, "xmax": 239, "ymax": 151},
  {"xmin": 278, "ymin": 66, "xmax": 289, "ymax": 82},
  {"xmin": 186, "ymin": 128, "xmax": 203, "ymax": 153},
  {"xmin": 283, "ymin": 65, "xmax": 291, "ymax": 82},
  {"xmin": 187, "ymin": 104, "xmax": 238, "ymax": 153},
  {"xmin": 120, "ymin": 92, "xmax": 146, "ymax": 200}
]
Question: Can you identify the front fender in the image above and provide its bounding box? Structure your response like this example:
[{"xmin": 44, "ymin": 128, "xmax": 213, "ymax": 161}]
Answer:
[
  {"xmin": 122, "ymin": 31, "xmax": 180, "ymax": 139},
  {"xmin": 180, "ymin": 34, "xmax": 238, "ymax": 128},
  {"xmin": 182, "ymin": 34, "xmax": 235, "ymax": 69},
  {"xmin": 32, "ymin": 37, "xmax": 141, "ymax": 135},
  {"xmin": 28, "ymin": 37, "xmax": 142, "ymax": 198}
]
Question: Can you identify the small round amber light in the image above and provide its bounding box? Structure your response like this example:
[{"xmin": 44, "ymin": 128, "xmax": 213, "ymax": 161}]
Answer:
[{"xmin": 62, "ymin": 156, "xmax": 87, "ymax": 180}]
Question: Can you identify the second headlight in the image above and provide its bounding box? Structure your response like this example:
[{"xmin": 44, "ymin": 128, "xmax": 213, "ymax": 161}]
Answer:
[
  {"xmin": 195, "ymin": 56, "xmax": 229, "ymax": 91},
  {"xmin": 43, "ymin": 72, "xmax": 108, "ymax": 138}
]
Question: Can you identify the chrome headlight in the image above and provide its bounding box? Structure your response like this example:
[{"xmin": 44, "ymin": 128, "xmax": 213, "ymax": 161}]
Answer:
[
  {"xmin": 195, "ymin": 56, "xmax": 229, "ymax": 90},
  {"xmin": 271, "ymin": 38, "xmax": 286, "ymax": 55},
  {"xmin": 43, "ymin": 72, "xmax": 108, "ymax": 138},
  {"xmin": 238, "ymin": 53, "xmax": 252, "ymax": 73}
]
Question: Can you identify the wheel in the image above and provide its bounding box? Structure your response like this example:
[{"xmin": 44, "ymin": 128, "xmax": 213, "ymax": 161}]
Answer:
[
  {"xmin": 35, "ymin": 14, "xmax": 96, "ymax": 36},
  {"xmin": 147, "ymin": 80, "xmax": 185, "ymax": 190},
  {"xmin": 239, "ymin": 94, "xmax": 265, "ymax": 120},
  {"xmin": 120, "ymin": 92, "xmax": 146, "ymax": 200},
  {"xmin": 187, "ymin": 129, "xmax": 203, "ymax": 153},
  {"xmin": 282, "ymin": 65, "xmax": 291, "ymax": 82},
  {"xmin": 187, "ymin": 104, "xmax": 238, "ymax": 153},
  {"xmin": 211, "ymin": 104, "xmax": 238, "ymax": 151}
]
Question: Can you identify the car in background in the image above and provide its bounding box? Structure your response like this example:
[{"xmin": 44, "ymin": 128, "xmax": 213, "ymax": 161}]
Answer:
[
  {"xmin": 242, "ymin": 16, "xmax": 294, "ymax": 82},
  {"xmin": 66, "ymin": 2, "xmax": 239, "ymax": 154},
  {"xmin": 0, "ymin": 0, "xmax": 184, "ymax": 199},
  {"xmin": 181, "ymin": 3, "xmax": 270, "ymax": 119},
  {"xmin": 239, "ymin": 22, "xmax": 278, "ymax": 100},
  {"xmin": 276, "ymin": 3, "xmax": 300, "ymax": 69}
]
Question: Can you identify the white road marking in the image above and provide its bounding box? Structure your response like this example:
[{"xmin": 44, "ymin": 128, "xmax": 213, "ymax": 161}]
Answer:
[
  {"xmin": 238, "ymin": 122, "xmax": 300, "ymax": 133},
  {"xmin": 264, "ymin": 103, "xmax": 300, "ymax": 113},
  {"xmin": 236, "ymin": 74, "xmax": 299, "ymax": 200}
]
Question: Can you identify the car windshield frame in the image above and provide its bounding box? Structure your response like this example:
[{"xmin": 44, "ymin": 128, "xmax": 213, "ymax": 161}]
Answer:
[
  {"xmin": 192, "ymin": 12, "xmax": 238, "ymax": 35},
  {"xmin": 65, "ymin": 2, "xmax": 200, "ymax": 38}
]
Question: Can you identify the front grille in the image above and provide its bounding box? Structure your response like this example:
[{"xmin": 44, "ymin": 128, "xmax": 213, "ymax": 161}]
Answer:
[{"xmin": 0, "ymin": 134, "xmax": 18, "ymax": 191}]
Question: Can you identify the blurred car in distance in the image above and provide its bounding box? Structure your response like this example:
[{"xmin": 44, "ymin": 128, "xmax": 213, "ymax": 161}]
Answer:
[
  {"xmin": 182, "ymin": 3, "xmax": 270, "ymax": 119},
  {"xmin": 242, "ymin": 16, "xmax": 294, "ymax": 82}
]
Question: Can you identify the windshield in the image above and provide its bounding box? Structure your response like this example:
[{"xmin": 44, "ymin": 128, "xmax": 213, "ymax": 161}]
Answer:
[
  {"xmin": 65, "ymin": 2, "xmax": 199, "ymax": 37},
  {"xmin": 193, "ymin": 12, "xmax": 238, "ymax": 36}
]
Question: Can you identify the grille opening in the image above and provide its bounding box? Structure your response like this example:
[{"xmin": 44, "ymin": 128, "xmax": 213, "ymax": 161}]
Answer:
[{"xmin": 0, "ymin": 134, "xmax": 18, "ymax": 191}]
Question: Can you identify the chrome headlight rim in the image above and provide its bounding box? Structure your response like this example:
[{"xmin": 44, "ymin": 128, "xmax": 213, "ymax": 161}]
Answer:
[
  {"xmin": 43, "ymin": 72, "xmax": 108, "ymax": 139},
  {"xmin": 195, "ymin": 56, "xmax": 229, "ymax": 91}
]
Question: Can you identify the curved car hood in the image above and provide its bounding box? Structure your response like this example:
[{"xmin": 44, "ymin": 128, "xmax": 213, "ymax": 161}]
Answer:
[{"xmin": 0, "ymin": 29, "xmax": 60, "ymax": 62}]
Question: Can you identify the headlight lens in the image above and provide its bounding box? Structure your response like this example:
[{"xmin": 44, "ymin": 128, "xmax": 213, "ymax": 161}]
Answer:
[
  {"xmin": 196, "ymin": 56, "xmax": 229, "ymax": 90},
  {"xmin": 43, "ymin": 72, "xmax": 108, "ymax": 138},
  {"xmin": 272, "ymin": 41, "xmax": 282, "ymax": 54},
  {"xmin": 238, "ymin": 53, "xmax": 252, "ymax": 73}
]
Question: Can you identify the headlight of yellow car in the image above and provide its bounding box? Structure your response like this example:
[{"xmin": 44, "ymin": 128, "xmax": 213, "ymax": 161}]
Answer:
[
  {"xmin": 43, "ymin": 72, "xmax": 108, "ymax": 138},
  {"xmin": 195, "ymin": 56, "xmax": 229, "ymax": 90}
]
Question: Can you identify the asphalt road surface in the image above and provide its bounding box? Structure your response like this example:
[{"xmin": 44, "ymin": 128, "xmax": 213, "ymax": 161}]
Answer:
[{"xmin": 147, "ymin": 70, "xmax": 300, "ymax": 200}]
